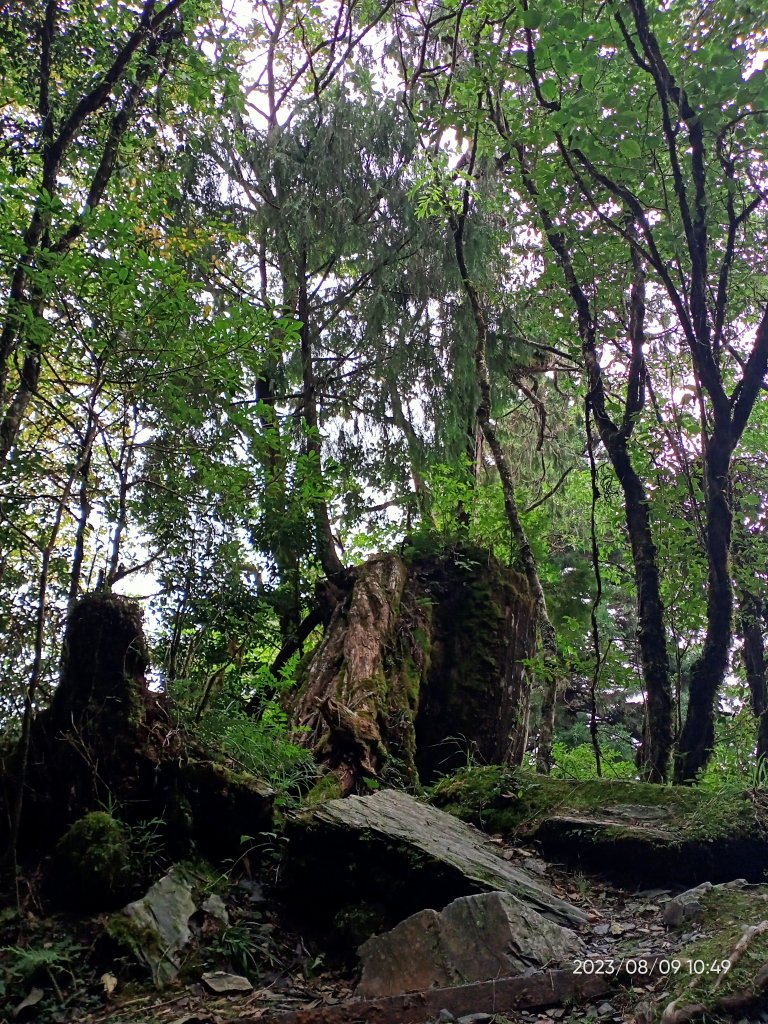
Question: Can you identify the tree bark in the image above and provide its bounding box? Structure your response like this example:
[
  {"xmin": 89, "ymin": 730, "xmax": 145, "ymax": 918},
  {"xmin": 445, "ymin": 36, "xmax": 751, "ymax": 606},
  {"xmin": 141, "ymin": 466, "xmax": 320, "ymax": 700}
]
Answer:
[
  {"xmin": 674, "ymin": 428, "xmax": 735, "ymax": 780},
  {"xmin": 451, "ymin": 205, "xmax": 558, "ymax": 774},
  {"xmin": 291, "ymin": 549, "xmax": 536, "ymax": 792},
  {"xmin": 739, "ymin": 592, "xmax": 768, "ymax": 764}
]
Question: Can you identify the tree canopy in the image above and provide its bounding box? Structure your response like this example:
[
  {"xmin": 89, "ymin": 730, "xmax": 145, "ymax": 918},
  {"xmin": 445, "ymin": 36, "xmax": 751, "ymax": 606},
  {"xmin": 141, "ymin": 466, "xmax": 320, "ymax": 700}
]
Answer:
[{"xmin": 1, "ymin": 0, "xmax": 767, "ymax": 793}]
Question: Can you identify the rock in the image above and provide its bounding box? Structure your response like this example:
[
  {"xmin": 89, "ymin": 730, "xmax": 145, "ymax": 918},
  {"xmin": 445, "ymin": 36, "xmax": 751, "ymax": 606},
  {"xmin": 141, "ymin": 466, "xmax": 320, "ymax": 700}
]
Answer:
[
  {"xmin": 201, "ymin": 971, "xmax": 253, "ymax": 994},
  {"xmin": 357, "ymin": 890, "xmax": 584, "ymax": 998},
  {"xmin": 458, "ymin": 1015, "xmax": 495, "ymax": 1024},
  {"xmin": 285, "ymin": 790, "xmax": 588, "ymax": 940},
  {"xmin": 662, "ymin": 879, "xmax": 748, "ymax": 929},
  {"xmin": 201, "ymin": 893, "xmax": 228, "ymax": 925},
  {"xmin": 108, "ymin": 866, "xmax": 198, "ymax": 986},
  {"xmin": 238, "ymin": 878, "xmax": 266, "ymax": 904}
]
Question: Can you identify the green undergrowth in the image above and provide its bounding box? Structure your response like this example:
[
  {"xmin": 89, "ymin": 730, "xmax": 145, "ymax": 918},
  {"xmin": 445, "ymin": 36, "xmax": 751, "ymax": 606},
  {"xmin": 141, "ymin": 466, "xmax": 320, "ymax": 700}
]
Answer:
[
  {"xmin": 429, "ymin": 765, "xmax": 766, "ymax": 843},
  {"xmin": 661, "ymin": 885, "xmax": 768, "ymax": 1016}
]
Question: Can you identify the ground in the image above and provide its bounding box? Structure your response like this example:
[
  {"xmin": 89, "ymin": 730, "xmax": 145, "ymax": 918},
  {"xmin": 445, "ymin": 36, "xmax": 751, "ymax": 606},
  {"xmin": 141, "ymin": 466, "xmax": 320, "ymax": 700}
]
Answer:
[{"xmin": 4, "ymin": 771, "xmax": 768, "ymax": 1024}]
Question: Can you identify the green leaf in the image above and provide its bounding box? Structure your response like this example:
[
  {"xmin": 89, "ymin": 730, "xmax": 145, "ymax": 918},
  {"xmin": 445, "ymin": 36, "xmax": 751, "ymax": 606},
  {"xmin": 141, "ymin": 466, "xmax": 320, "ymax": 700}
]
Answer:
[
  {"xmin": 523, "ymin": 10, "xmax": 542, "ymax": 29},
  {"xmin": 540, "ymin": 79, "xmax": 559, "ymax": 102},
  {"xmin": 618, "ymin": 138, "xmax": 642, "ymax": 159}
]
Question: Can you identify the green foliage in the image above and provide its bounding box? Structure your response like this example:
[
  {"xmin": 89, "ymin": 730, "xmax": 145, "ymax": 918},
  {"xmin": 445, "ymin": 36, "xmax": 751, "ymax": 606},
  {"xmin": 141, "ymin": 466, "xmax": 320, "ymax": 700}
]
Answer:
[
  {"xmin": 207, "ymin": 918, "xmax": 284, "ymax": 981},
  {"xmin": 550, "ymin": 742, "xmax": 637, "ymax": 782},
  {"xmin": 699, "ymin": 701, "xmax": 766, "ymax": 792},
  {"xmin": 196, "ymin": 702, "xmax": 317, "ymax": 806},
  {"xmin": 1, "ymin": 0, "xmax": 767, "ymax": 813},
  {"xmin": 0, "ymin": 938, "xmax": 81, "ymax": 1002},
  {"xmin": 185, "ymin": 660, "xmax": 318, "ymax": 806},
  {"xmin": 54, "ymin": 811, "xmax": 137, "ymax": 909}
]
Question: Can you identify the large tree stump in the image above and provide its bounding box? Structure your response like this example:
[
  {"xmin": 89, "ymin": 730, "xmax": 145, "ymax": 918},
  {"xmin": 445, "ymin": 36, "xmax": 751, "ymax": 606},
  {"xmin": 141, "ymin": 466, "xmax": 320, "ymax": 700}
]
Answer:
[
  {"xmin": 1, "ymin": 593, "xmax": 273, "ymax": 870},
  {"xmin": 291, "ymin": 544, "xmax": 536, "ymax": 793}
]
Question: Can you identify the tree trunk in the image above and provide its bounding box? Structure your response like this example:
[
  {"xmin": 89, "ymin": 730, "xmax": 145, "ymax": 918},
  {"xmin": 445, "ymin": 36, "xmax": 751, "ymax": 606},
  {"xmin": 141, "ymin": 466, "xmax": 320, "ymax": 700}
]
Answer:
[
  {"xmin": 674, "ymin": 428, "xmax": 735, "ymax": 782},
  {"xmin": 511, "ymin": 141, "xmax": 673, "ymax": 781},
  {"xmin": 297, "ymin": 264, "xmax": 344, "ymax": 578},
  {"xmin": 290, "ymin": 547, "xmax": 536, "ymax": 793},
  {"xmin": 739, "ymin": 592, "xmax": 768, "ymax": 764},
  {"xmin": 450, "ymin": 208, "xmax": 561, "ymax": 774}
]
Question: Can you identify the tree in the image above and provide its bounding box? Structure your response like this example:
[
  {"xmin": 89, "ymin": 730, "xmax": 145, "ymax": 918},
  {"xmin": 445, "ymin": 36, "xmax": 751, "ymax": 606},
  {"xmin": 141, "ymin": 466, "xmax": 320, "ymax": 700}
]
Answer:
[{"xmin": 0, "ymin": 0, "xmax": 202, "ymax": 464}]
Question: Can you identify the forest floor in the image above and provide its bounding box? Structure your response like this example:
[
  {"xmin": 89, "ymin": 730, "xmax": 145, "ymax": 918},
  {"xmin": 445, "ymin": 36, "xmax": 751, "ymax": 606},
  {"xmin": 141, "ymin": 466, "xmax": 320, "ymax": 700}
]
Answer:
[{"xmin": 2, "ymin": 844, "xmax": 740, "ymax": 1024}]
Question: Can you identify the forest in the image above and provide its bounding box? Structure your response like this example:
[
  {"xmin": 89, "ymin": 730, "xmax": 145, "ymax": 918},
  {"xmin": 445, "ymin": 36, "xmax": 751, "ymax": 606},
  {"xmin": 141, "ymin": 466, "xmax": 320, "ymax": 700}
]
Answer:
[
  {"xmin": 2, "ymin": 0, "xmax": 767, "ymax": 791},
  {"xmin": 2, "ymin": 1, "xmax": 768, "ymax": 1021}
]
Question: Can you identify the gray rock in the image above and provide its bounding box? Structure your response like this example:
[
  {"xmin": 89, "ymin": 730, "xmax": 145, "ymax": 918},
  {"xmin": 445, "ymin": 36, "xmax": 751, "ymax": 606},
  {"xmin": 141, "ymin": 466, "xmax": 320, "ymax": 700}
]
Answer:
[
  {"xmin": 201, "ymin": 971, "xmax": 253, "ymax": 994},
  {"xmin": 120, "ymin": 867, "xmax": 198, "ymax": 986},
  {"xmin": 301, "ymin": 790, "xmax": 587, "ymax": 929},
  {"xmin": 662, "ymin": 879, "xmax": 748, "ymax": 928},
  {"xmin": 201, "ymin": 893, "xmax": 228, "ymax": 925},
  {"xmin": 357, "ymin": 890, "xmax": 584, "ymax": 998}
]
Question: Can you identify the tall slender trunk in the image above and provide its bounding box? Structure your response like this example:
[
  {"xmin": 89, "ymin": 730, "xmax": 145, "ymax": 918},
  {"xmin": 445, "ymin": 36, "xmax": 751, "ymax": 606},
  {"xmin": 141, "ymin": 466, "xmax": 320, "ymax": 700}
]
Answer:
[
  {"xmin": 297, "ymin": 261, "xmax": 344, "ymax": 578},
  {"xmin": 674, "ymin": 427, "xmax": 735, "ymax": 781},
  {"xmin": 512, "ymin": 139, "xmax": 673, "ymax": 780},
  {"xmin": 452, "ymin": 215, "xmax": 558, "ymax": 771},
  {"xmin": 67, "ymin": 418, "xmax": 98, "ymax": 603},
  {"xmin": 388, "ymin": 373, "xmax": 434, "ymax": 526},
  {"xmin": 739, "ymin": 592, "xmax": 768, "ymax": 763}
]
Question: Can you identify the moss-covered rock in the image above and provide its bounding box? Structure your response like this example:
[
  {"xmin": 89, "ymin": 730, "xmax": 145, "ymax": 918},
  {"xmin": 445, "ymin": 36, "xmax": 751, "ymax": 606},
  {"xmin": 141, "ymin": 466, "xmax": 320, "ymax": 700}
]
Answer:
[
  {"xmin": 430, "ymin": 767, "xmax": 768, "ymax": 885},
  {"xmin": 53, "ymin": 811, "xmax": 138, "ymax": 910},
  {"xmin": 657, "ymin": 884, "xmax": 768, "ymax": 1021}
]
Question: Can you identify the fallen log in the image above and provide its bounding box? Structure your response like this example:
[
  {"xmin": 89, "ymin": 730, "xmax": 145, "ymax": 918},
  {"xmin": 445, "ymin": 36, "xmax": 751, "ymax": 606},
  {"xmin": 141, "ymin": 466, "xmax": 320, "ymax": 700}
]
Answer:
[{"xmin": 232, "ymin": 966, "xmax": 616, "ymax": 1024}]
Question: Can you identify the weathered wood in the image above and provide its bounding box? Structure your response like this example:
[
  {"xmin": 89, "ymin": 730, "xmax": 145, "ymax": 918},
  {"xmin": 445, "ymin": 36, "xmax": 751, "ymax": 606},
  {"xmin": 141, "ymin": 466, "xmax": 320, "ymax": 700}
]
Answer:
[
  {"xmin": 291, "ymin": 546, "xmax": 536, "ymax": 792},
  {"xmin": 238, "ymin": 967, "xmax": 616, "ymax": 1024}
]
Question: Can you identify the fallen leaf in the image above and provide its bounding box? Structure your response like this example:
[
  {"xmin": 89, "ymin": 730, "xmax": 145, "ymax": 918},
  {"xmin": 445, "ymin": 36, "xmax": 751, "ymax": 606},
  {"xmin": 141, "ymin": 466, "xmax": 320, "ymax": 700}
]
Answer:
[
  {"xmin": 201, "ymin": 971, "xmax": 254, "ymax": 994},
  {"xmin": 101, "ymin": 972, "xmax": 118, "ymax": 996},
  {"xmin": 13, "ymin": 987, "xmax": 44, "ymax": 1018}
]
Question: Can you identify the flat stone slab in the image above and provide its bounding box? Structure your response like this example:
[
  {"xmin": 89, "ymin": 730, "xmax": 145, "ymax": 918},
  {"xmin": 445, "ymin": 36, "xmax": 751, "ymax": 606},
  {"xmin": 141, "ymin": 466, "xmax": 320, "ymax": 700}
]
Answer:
[
  {"xmin": 290, "ymin": 790, "xmax": 587, "ymax": 930},
  {"xmin": 120, "ymin": 867, "xmax": 197, "ymax": 986},
  {"xmin": 357, "ymin": 890, "xmax": 585, "ymax": 997}
]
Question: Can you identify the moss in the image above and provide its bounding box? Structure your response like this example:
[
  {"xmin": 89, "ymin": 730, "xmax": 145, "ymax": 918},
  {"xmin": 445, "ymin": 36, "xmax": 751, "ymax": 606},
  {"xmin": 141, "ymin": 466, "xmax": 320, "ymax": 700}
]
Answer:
[
  {"xmin": 430, "ymin": 766, "xmax": 765, "ymax": 844},
  {"xmin": 103, "ymin": 911, "xmax": 159, "ymax": 965},
  {"xmin": 53, "ymin": 811, "xmax": 138, "ymax": 910},
  {"xmin": 304, "ymin": 772, "xmax": 343, "ymax": 806},
  {"xmin": 412, "ymin": 545, "xmax": 536, "ymax": 780},
  {"xmin": 659, "ymin": 886, "xmax": 768, "ymax": 1016}
]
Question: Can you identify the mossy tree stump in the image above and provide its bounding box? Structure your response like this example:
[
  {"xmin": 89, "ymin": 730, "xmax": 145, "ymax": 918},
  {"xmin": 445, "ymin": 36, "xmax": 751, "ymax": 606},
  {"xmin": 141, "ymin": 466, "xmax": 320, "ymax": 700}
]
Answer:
[
  {"xmin": 291, "ymin": 545, "xmax": 536, "ymax": 794},
  {"xmin": 2, "ymin": 593, "xmax": 273, "ymax": 874}
]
